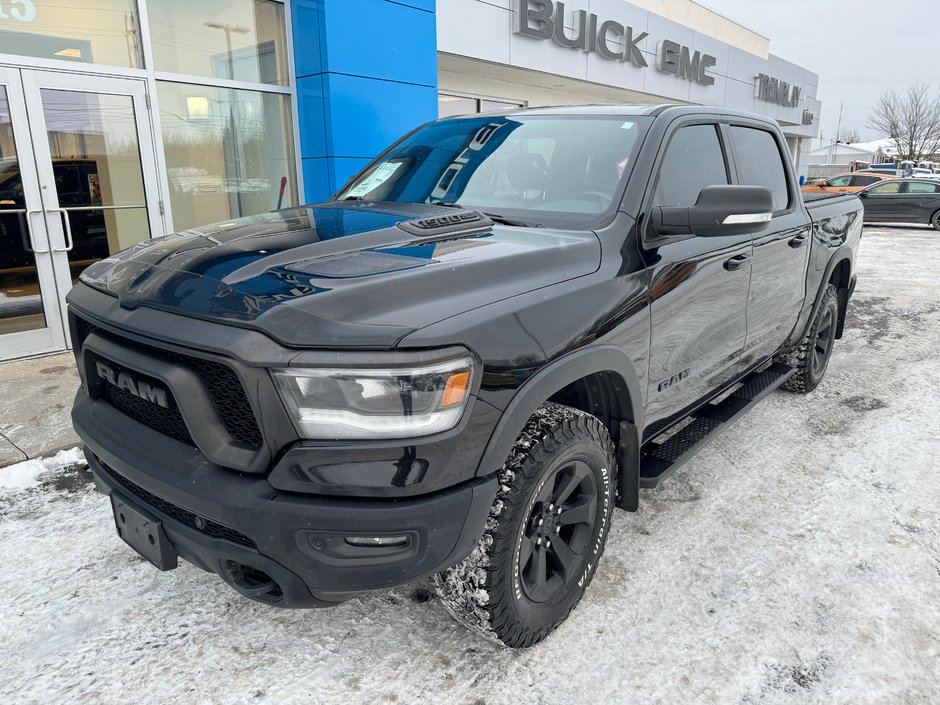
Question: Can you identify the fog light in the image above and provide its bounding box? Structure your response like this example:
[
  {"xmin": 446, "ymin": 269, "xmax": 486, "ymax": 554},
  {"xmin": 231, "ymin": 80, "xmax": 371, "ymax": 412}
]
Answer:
[{"xmin": 345, "ymin": 535, "xmax": 409, "ymax": 548}]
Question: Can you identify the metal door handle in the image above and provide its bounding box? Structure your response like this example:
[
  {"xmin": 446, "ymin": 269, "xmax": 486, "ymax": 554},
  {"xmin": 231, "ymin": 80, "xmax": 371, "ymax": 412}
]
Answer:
[
  {"xmin": 48, "ymin": 208, "xmax": 74, "ymax": 252},
  {"xmin": 788, "ymin": 234, "xmax": 808, "ymax": 248},
  {"xmin": 25, "ymin": 209, "xmax": 50, "ymax": 253},
  {"xmin": 723, "ymin": 254, "xmax": 751, "ymax": 271}
]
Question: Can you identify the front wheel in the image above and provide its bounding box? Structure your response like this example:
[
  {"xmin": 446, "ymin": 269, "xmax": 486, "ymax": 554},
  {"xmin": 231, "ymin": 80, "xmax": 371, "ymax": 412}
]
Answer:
[
  {"xmin": 433, "ymin": 402, "xmax": 616, "ymax": 648},
  {"xmin": 780, "ymin": 283, "xmax": 838, "ymax": 393}
]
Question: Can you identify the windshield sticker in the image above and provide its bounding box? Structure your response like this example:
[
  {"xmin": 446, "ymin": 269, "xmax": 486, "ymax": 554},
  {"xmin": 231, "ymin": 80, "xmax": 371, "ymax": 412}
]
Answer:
[{"xmin": 347, "ymin": 161, "xmax": 404, "ymax": 198}]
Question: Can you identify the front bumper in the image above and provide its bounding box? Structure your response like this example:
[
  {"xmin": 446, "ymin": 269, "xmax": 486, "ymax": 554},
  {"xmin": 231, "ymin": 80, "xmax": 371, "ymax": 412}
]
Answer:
[{"xmin": 76, "ymin": 393, "xmax": 497, "ymax": 607}]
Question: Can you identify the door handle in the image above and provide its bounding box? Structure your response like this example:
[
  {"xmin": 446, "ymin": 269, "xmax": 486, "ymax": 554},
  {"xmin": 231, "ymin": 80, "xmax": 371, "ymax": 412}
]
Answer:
[
  {"xmin": 25, "ymin": 209, "xmax": 50, "ymax": 253},
  {"xmin": 48, "ymin": 208, "xmax": 74, "ymax": 253},
  {"xmin": 788, "ymin": 234, "xmax": 808, "ymax": 248},
  {"xmin": 723, "ymin": 253, "xmax": 751, "ymax": 271}
]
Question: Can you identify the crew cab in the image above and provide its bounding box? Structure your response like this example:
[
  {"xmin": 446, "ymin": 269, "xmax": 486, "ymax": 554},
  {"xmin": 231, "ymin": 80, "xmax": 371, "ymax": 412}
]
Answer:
[{"xmin": 68, "ymin": 105, "xmax": 862, "ymax": 648}]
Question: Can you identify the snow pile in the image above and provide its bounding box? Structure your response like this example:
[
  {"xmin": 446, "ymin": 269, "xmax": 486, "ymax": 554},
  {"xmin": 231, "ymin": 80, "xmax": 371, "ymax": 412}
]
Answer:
[{"xmin": 0, "ymin": 447, "xmax": 86, "ymax": 491}]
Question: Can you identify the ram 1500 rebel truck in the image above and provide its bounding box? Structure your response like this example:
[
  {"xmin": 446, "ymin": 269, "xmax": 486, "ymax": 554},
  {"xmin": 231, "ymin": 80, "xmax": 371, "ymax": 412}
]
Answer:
[{"xmin": 69, "ymin": 105, "xmax": 862, "ymax": 648}]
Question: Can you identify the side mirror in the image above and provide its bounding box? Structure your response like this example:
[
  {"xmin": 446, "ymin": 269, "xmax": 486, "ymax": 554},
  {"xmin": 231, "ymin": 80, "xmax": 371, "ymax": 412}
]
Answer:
[
  {"xmin": 651, "ymin": 185, "xmax": 774, "ymax": 238},
  {"xmin": 858, "ymin": 190, "xmax": 869, "ymax": 198}
]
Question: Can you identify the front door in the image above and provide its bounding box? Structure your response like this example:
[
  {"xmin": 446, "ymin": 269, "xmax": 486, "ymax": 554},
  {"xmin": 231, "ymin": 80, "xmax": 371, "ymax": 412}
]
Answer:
[
  {"xmin": 859, "ymin": 179, "xmax": 901, "ymax": 222},
  {"xmin": 0, "ymin": 68, "xmax": 163, "ymax": 361},
  {"xmin": 644, "ymin": 123, "xmax": 752, "ymax": 433}
]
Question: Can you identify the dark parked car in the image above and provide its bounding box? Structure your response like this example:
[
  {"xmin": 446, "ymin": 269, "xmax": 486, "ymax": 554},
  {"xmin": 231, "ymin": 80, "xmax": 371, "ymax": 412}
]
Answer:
[{"xmin": 858, "ymin": 178, "xmax": 940, "ymax": 229}]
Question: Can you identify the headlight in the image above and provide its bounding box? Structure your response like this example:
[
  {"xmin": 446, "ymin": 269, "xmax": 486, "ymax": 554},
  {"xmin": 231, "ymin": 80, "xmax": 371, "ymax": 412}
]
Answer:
[{"xmin": 272, "ymin": 355, "xmax": 474, "ymax": 440}]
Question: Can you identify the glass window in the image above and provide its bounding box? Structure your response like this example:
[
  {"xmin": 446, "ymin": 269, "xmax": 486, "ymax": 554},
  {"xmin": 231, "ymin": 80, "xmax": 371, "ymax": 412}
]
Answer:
[
  {"xmin": 0, "ymin": 0, "xmax": 141, "ymax": 68},
  {"xmin": 905, "ymin": 181, "xmax": 939, "ymax": 193},
  {"xmin": 654, "ymin": 125, "xmax": 729, "ymax": 208},
  {"xmin": 157, "ymin": 81, "xmax": 298, "ymax": 231},
  {"xmin": 480, "ymin": 99, "xmax": 525, "ymax": 112},
  {"xmin": 438, "ymin": 94, "xmax": 525, "ymax": 118},
  {"xmin": 827, "ymin": 175, "xmax": 852, "ymax": 187},
  {"xmin": 851, "ymin": 175, "xmax": 880, "ymax": 186},
  {"xmin": 438, "ymin": 95, "xmax": 478, "ymax": 118},
  {"xmin": 40, "ymin": 89, "xmax": 151, "ymax": 280},
  {"xmin": 728, "ymin": 126, "xmax": 790, "ymax": 211},
  {"xmin": 868, "ymin": 181, "xmax": 901, "ymax": 194},
  {"xmin": 0, "ymin": 85, "xmax": 47, "ymax": 335},
  {"xmin": 149, "ymin": 0, "xmax": 289, "ymax": 85},
  {"xmin": 337, "ymin": 116, "xmax": 652, "ymax": 226}
]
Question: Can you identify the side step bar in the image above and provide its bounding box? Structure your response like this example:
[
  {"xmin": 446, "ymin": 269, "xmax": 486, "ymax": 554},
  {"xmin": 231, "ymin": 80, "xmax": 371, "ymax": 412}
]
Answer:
[{"xmin": 639, "ymin": 362, "xmax": 795, "ymax": 489}]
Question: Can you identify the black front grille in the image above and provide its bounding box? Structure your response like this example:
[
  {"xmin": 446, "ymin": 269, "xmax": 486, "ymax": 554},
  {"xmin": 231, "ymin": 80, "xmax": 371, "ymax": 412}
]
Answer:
[
  {"xmin": 74, "ymin": 315, "xmax": 263, "ymax": 448},
  {"xmin": 99, "ymin": 459, "xmax": 257, "ymax": 549},
  {"xmin": 99, "ymin": 368, "xmax": 194, "ymax": 446}
]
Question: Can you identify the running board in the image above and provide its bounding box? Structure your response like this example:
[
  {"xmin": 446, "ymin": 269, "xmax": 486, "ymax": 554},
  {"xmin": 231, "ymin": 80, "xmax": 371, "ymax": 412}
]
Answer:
[{"xmin": 639, "ymin": 362, "xmax": 795, "ymax": 489}]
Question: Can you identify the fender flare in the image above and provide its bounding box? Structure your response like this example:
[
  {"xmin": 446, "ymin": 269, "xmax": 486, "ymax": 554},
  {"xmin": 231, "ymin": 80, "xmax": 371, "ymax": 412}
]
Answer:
[
  {"xmin": 476, "ymin": 345, "xmax": 644, "ymax": 477},
  {"xmin": 802, "ymin": 246, "xmax": 854, "ymax": 341}
]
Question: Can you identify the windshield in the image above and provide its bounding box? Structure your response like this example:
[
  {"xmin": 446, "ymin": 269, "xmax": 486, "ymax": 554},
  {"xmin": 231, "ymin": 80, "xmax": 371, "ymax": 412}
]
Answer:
[{"xmin": 335, "ymin": 115, "xmax": 652, "ymax": 226}]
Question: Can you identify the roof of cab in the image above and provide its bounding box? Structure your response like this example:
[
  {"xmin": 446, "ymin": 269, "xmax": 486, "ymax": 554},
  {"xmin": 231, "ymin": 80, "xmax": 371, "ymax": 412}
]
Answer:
[{"xmin": 441, "ymin": 103, "xmax": 780, "ymax": 124}]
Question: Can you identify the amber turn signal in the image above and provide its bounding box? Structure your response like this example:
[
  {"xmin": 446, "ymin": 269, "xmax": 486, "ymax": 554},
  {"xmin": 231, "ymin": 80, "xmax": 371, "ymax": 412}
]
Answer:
[{"xmin": 440, "ymin": 371, "xmax": 471, "ymax": 407}]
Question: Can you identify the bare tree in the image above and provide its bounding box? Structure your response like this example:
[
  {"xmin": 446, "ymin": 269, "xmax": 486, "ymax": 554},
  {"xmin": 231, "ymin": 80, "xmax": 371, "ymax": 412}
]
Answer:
[
  {"xmin": 836, "ymin": 127, "xmax": 860, "ymax": 144},
  {"xmin": 868, "ymin": 83, "xmax": 940, "ymax": 161}
]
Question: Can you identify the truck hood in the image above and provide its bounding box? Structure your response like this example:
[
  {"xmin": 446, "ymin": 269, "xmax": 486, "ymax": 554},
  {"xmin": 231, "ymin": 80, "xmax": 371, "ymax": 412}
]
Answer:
[{"xmin": 75, "ymin": 203, "xmax": 601, "ymax": 348}]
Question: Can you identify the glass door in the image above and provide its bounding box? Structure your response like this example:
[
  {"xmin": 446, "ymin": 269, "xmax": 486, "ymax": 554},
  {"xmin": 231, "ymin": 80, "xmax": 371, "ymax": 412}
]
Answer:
[
  {"xmin": 0, "ymin": 65, "xmax": 64, "ymax": 360},
  {"xmin": 21, "ymin": 71, "xmax": 164, "ymax": 339}
]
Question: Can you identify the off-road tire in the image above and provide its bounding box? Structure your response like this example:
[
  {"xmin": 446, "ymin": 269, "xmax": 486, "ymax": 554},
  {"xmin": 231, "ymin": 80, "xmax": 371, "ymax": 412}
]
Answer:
[
  {"xmin": 433, "ymin": 402, "xmax": 616, "ymax": 648},
  {"xmin": 780, "ymin": 283, "xmax": 838, "ymax": 393}
]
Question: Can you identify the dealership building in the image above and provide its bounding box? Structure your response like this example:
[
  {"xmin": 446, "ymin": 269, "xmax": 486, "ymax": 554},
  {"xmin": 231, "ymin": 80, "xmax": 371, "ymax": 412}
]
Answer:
[{"xmin": 0, "ymin": 0, "xmax": 820, "ymax": 360}]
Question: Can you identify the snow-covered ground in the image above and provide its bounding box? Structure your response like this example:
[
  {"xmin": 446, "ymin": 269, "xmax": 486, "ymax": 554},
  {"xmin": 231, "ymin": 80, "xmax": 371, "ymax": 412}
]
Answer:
[{"xmin": 1, "ymin": 226, "xmax": 938, "ymax": 705}]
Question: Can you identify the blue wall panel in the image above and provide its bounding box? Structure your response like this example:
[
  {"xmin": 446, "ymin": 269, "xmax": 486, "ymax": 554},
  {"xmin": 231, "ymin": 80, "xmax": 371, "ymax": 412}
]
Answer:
[{"xmin": 291, "ymin": 0, "xmax": 438, "ymax": 203}]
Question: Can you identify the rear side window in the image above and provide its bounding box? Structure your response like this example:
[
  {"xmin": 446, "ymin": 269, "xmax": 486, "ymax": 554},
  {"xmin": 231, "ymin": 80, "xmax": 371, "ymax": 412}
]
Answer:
[
  {"xmin": 728, "ymin": 126, "xmax": 790, "ymax": 211},
  {"xmin": 905, "ymin": 181, "xmax": 940, "ymax": 193},
  {"xmin": 653, "ymin": 125, "xmax": 729, "ymax": 208},
  {"xmin": 852, "ymin": 175, "xmax": 880, "ymax": 186}
]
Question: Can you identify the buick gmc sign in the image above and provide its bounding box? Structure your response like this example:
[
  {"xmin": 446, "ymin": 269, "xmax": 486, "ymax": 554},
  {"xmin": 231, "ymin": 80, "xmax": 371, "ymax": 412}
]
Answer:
[{"xmin": 515, "ymin": 0, "xmax": 717, "ymax": 86}]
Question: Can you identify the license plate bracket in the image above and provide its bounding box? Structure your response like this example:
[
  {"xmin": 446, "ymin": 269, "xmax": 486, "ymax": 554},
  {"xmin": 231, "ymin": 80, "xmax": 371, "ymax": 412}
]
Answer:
[{"xmin": 111, "ymin": 492, "xmax": 178, "ymax": 571}]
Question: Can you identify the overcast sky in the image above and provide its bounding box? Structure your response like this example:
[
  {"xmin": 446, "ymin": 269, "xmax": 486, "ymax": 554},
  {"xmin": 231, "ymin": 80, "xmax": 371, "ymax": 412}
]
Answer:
[{"xmin": 698, "ymin": 0, "xmax": 940, "ymax": 145}]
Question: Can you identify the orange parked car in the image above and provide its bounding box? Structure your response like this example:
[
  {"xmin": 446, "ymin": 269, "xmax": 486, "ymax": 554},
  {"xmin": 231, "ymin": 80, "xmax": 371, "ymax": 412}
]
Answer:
[{"xmin": 801, "ymin": 171, "xmax": 895, "ymax": 193}]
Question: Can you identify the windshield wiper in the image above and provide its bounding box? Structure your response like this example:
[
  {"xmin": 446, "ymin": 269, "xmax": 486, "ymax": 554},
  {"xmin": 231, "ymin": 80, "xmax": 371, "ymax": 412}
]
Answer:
[{"xmin": 480, "ymin": 212, "xmax": 540, "ymax": 228}]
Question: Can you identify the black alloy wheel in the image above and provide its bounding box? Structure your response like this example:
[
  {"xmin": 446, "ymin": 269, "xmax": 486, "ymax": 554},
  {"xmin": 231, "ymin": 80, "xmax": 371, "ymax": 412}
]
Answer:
[{"xmin": 518, "ymin": 460, "xmax": 598, "ymax": 603}]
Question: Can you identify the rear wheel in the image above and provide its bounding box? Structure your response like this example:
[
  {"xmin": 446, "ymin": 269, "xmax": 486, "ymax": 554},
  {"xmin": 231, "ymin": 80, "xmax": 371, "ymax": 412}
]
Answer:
[
  {"xmin": 930, "ymin": 209, "xmax": 940, "ymax": 231},
  {"xmin": 433, "ymin": 402, "xmax": 615, "ymax": 648},
  {"xmin": 780, "ymin": 284, "xmax": 838, "ymax": 393}
]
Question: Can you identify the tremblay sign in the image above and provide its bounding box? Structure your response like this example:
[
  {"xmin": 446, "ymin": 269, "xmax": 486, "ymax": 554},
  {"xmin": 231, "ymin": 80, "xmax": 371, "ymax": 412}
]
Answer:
[{"xmin": 515, "ymin": 0, "xmax": 717, "ymax": 86}]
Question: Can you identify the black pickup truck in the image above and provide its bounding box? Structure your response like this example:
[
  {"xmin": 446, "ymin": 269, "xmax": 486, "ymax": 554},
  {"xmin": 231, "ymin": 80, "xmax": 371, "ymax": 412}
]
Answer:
[{"xmin": 68, "ymin": 105, "xmax": 862, "ymax": 648}]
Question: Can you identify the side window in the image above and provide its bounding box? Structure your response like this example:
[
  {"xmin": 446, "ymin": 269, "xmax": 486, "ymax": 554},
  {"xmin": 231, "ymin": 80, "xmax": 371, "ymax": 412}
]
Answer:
[
  {"xmin": 851, "ymin": 175, "xmax": 879, "ymax": 186},
  {"xmin": 905, "ymin": 181, "xmax": 939, "ymax": 193},
  {"xmin": 827, "ymin": 176, "xmax": 852, "ymax": 187},
  {"xmin": 868, "ymin": 181, "xmax": 901, "ymax": 194},
  {"xmin": 653, "ymin": 124, "xmax": 729, "ymax": 208},
  {"xmin": 728, "ymin": 126, "xmax": 790, "ymax": 211}
]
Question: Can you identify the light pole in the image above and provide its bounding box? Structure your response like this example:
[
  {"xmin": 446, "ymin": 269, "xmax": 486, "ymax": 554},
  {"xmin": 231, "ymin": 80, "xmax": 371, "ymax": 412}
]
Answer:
[
  {"xmin": 203, "ymin": 22, "xmax": 250, "ymax": 81},
  {"xmin": 203, "ymin": 22, "xmax": 250, "ymax": 217}
]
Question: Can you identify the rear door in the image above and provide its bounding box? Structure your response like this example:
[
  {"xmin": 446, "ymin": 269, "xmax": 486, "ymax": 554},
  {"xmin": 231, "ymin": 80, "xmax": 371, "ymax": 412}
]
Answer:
[
  {"xmin": 859, "ymin": 180, "xmax": 901, "ymax": 221},
  {"xmin": 643, "ymin": 121, "xmax": 752, "ymax": 432},
  {"xmin": 894, "ymin": 181, "xmax": 940, "ymax": 222},
  {"xmin": 726, "ymin": 122, "xmax": 810, "ymax": 368}
]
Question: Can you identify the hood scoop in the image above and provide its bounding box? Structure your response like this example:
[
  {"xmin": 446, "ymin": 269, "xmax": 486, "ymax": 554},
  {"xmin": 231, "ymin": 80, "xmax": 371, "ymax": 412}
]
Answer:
[{"xmin": 397, "ymin": 209, "xmax": 494, "ymax": 238}]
